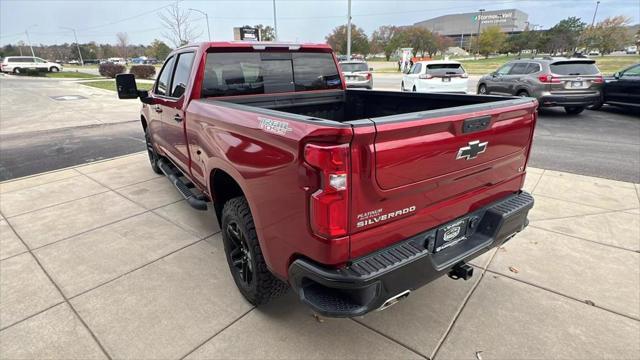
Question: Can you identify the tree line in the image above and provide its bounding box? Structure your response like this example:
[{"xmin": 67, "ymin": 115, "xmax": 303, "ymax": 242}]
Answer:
[
  {"xmin": 326, "ymin": 24, "xmax": 454, "ymax": 61},
  {"xmin": 0, "ymin": 39, "xmax": 173, "ymax": 62},
  {"xmin": 327, "ymin": 15, "xmax": 637, "ymax": 60}
]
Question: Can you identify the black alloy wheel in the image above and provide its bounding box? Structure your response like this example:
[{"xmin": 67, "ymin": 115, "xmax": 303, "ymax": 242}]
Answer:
[{"xmin": 226, "ymin": 221, "xmax": 254, "ymax": 288}]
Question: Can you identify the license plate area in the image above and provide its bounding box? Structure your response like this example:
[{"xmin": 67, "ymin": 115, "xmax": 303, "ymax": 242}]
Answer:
[
  {"xmin": 434, "ymin": 218, "xmax": 469, "ymax": 253},
  {"xmin": 568, "ymin": 81, "xmax": 583, "ymax": 88},
  {"xmin": 442, "ymin": 77, "xmax": 451, "ymax": 82}
]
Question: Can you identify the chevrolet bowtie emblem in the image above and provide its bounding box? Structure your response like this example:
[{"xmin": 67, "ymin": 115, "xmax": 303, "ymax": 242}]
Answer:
[{"xmin": 456, "ymin": 140, "xmax": 488, "ymax": 160}]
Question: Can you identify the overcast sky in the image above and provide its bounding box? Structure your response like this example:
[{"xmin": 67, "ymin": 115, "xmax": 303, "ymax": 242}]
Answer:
[{"xmin": 1, "ymin": 0, "xmax": 638, "ymax": 46}]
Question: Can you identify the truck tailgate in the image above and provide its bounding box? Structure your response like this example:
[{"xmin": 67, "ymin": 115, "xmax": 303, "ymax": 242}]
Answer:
[
  {"xmin": 349, "ymin": 98, "xmax": 537, "ymax": 257},
  {"xmin": 374, "ymin": 103, "xmax": 535, "ymax": 189}
]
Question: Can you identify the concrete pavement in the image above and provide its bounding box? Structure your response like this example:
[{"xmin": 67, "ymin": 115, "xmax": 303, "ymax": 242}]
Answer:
[{"xmin": 0, "ymin": 153, "xmax": 638, "ymax": 359}]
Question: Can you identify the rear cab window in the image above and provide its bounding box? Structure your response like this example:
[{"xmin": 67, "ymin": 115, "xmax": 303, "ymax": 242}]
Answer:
[
  {"xmin": 550, "ymin": 61, "xmax": 600, "ymax": 75},
  {"xmin": 201, "ymin": 51, "xmax": 342, "ymax": 98}
]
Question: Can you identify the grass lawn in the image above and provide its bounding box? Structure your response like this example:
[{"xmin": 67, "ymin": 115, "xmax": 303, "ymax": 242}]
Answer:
[
  {"xmin": 81, "ymin": 80, "xmax": 153, "ymax": 92},
  {"xmin": 46, "ymin": 71, "xmax": 100, "ymax": 79}
]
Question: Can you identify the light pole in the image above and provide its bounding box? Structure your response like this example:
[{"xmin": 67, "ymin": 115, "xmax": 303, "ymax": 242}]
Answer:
[
  {"xmin": 346, "ymin": 0, "xmax": 352, "ymax": 60},
  {"xmin": 25, "ymin": 24, "xmax": 37, "ymax": 57},
  {"xmin": 474, "ymin": 9, "xmax": 485, "ymax": 60},
  {"xmin": 60, "ymin": 27, "xmax": 83, "ymax": 66},
  {"xmin": 272, "ymin": 0, "xmax": 278, "ymax": 41},
  {"xmin": 591, "ymin": 0, "xmax": 600, "ymax": 26},
  {"xmin": 189, "ymin": 8, "xmax": 211, "ymax": 41}
]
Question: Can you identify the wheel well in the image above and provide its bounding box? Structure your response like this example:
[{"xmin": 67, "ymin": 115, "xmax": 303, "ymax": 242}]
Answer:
[
  {"xmin": 210, "ymin": 169, "xmax": 245, "ymax": 225},
  {"xmin": 516, "ymin": 89, "xmax": 530, "ymax": 96}
]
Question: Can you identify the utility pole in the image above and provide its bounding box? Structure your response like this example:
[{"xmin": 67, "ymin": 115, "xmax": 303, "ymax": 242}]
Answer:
[
  {"xmin": 346, "ymin": 0, "xmax": 352, "ymax": 60},
  {"xmin": 25, "ymin": 27, "xmax": 36, "ymax": 57},
  {"xmin": 272, "ymin": 0, "xmax": 278, "ymax": 41},
  {"xmin": 591, "ymin": 0, "xmax": 600, "ymax": 26},
  {"xmin": 474, "ymin": 9, "xmax": 485, "ymax": 60},
  {"xmin": 189, "ymin": 8, "xmax": 211, "ymax": 41},
  {"xmin": 61, "ymin": 27, "xmax": 83, "ymax": 66}
]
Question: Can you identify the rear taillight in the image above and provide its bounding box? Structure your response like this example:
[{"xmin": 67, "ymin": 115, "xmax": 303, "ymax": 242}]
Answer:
[
  {"xmin": 304, "ymin": 143, "xmax": 350, "ymax": 238},
  {"xmin": 538, "ymin": 74, "xmax": 561, "ymax": 83},
  {"xmin": 366, "ymin": 72, "xmax": 372, "ymax": 80},
  {"xmin": 592, "ymin": 75, "xmax": 604, "ymax": 84},
  {"xmin": 419, "ymin": 74, "xmax": 433, "ymax": 79}
]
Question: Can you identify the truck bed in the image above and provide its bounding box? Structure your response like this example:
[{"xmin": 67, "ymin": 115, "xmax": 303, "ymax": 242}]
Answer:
[{"xmin": 199, "ymin": 89, "xmax": 528, "ymax": 124}]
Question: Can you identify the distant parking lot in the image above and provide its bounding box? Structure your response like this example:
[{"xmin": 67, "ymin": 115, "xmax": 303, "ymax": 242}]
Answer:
[{"xmin": 3, "ymin": 73, "xmax": 637, "ymax": 182}]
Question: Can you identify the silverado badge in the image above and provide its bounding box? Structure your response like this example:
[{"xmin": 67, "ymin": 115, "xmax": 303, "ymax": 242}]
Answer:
[{"xmin": 456, "ymin": 140, "xmax": 488, "ymax": 160}]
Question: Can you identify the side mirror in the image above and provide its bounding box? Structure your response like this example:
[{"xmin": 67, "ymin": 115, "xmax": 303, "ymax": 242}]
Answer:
[
  {"xmin": 116, "ymin": 73, "xmax": 151, "ymax": 103},
  {"xmin": 613, "ymin": 72, "xmax": 620, "ymax": 79},
  {"xmin": 491, "ymin": 72, "xmax": 498, "ymax": 77},
  {"xmin": 369, "ymin": 67, "xmax": 373, "ymax": 71},
  {"xmin": 173, "ymin": 83, "xmax": 187, "ymax": 98}
]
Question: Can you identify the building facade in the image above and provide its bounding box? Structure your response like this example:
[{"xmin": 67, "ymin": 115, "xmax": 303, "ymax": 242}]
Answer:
[{"xmin": 414, "ymin": 9, "xmax": 529, "ymax": 49}]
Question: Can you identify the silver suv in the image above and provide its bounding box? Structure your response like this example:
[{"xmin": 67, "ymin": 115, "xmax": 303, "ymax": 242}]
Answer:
[{"xmin": 477, "ymin": 58, "xmax": 603, "ymax": 115}]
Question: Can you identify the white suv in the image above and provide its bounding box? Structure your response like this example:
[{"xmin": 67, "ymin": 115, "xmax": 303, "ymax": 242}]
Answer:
[{"xmin": 1, "ymin": 56, "xmax": 63, "ymax": 74}]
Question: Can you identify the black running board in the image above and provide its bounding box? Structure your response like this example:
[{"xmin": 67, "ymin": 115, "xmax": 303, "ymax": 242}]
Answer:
[{"xmin": 157, "ymin": 158, "xmax": 208, "ymax": 211}]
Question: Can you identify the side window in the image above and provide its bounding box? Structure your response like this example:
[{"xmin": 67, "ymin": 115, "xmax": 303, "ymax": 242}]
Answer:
[
  {"xmin": 35, "ymin": 58, "xmax": 46, "ymax": 63},
  {"xmin": 525, "ymin": 63, "xmax": 541, "ymax": 74},
  {"xmin": 412, "ymin": 63, "xmax": 422, "ymax": 74},
  {"xmin": 155, "ymin": 56, "xmax": 176, "ymax": 96},
  {"xmin": 171, "ymin": 52, "xmax": 195, "ymax": 98},
  {"xmin": 496, "ymin": 63, "xmax": 513, "ymax": 75},
  {"xmin": 509, "ymin": 63, "xmax": 529, "ymax": 75},
  {"xmin": 622, "ymin": 65, "xmax": 640, "ymax": 77}
]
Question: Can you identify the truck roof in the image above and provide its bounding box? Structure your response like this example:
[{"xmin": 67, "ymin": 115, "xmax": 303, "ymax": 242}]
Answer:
[{"xmin": 178, "ymin": 41, "xmax": 333, "ymax": 52}]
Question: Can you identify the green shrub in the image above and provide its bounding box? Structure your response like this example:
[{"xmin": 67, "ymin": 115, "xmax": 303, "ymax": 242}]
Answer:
[
  {"xmin": 129, "ymin": 65, "xmax": 156, "ymax": 79},
  {"xmin": 99, "ymin": 63, "xmax": 126, "ymax": 78}
]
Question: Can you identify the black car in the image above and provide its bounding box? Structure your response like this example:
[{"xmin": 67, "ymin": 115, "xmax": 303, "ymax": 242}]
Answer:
[{"xmin": 589, "ymin": 63, "xmax": 640, "ymax": 110}]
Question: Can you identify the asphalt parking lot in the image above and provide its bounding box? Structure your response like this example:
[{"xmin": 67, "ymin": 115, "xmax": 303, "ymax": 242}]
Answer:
[
  {"xmin": 1, "ymin": 74, "xmax": 638, "ymax": 182},
  {"xmin": 0, "ymin": 154, "xmax": 638, "ymax": 359}
]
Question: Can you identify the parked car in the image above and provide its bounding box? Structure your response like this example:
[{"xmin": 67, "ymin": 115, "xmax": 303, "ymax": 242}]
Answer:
[
  {"xmin": 588, "ymin": 50, "xmax": 601, "ymax": 56},
  {"xmin": 589, "ymin": 63, "xmax": 640, "ymax": 110},
  {"xmin": 115, "ymin": 41, "xmax": 536, "ymax": 317},
  {"xmin": 107, "ymin": 57, "xmax": 126, "ymax": 65},
  {"xmin": 68, "ymin": 60, "xmax": 80, "ymax": 65},
  {"xmin": 339, "ymin": 60, "xmax": 373, "ymax": 89},
  {"xmin": 401, "ymin": 61, "xmax": 468, "ymax": 93},
  {"xmin": 477, "ymin": 58, "xmax": 603, "ymax": 115},
  {"xmin": 1, "ymin": 56, "xmax": 63, "ymax": 74},
  {"xmin": 626, "ymin": 46, "xmax": 638, "ymax": 55}
]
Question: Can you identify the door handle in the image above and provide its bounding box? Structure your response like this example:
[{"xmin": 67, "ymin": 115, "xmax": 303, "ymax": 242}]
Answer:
[
  {"xmin": 173, "ymin": 114, "xmax": 183, "ymax": 122},
  {"xmin": 154, "ymin": 105, "xmax": 162, "ymax": 113}
]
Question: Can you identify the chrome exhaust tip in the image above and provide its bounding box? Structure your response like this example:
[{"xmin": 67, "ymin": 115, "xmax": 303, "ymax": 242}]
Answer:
[{"xmin": 378, "ymin": 290, "xmax": 411, "ymax": 311}]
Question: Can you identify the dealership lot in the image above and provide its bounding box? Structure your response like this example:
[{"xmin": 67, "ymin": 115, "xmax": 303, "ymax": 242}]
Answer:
[
  {"xmin": 1, "ymin": 75, "xmax": 639, "ymax": 182},
  {"xmin": 0, "ymin": 153, "xmax": 638, "ymax": 359}
]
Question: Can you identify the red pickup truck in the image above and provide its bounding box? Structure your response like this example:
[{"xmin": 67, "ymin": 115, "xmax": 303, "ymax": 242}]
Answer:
[{"xmin": 116, "ymin": 42, "xmax": 536, "ymax": 317}]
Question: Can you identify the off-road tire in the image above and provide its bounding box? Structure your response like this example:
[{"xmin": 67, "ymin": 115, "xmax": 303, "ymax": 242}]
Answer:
[
  {"xmin": 145, "ymin": 128, "xmax": 162, "ymax": 175},
  {"xmin": 221, "ymin": 196, "xmax": 289, "ymax": 305},
  {"xmin": 564, "ymin": 106, "xmax": 585, "ymax": 115}
]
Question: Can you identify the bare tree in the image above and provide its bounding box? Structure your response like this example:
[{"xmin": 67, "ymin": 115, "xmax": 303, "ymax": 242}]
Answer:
[
  {"xmin": 159, "ymin": 1, "xmax": 202, "ymax": 47},
  {"xmin": 116, "ymin": 32, "xmax": 129, "ymax": 59}
]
